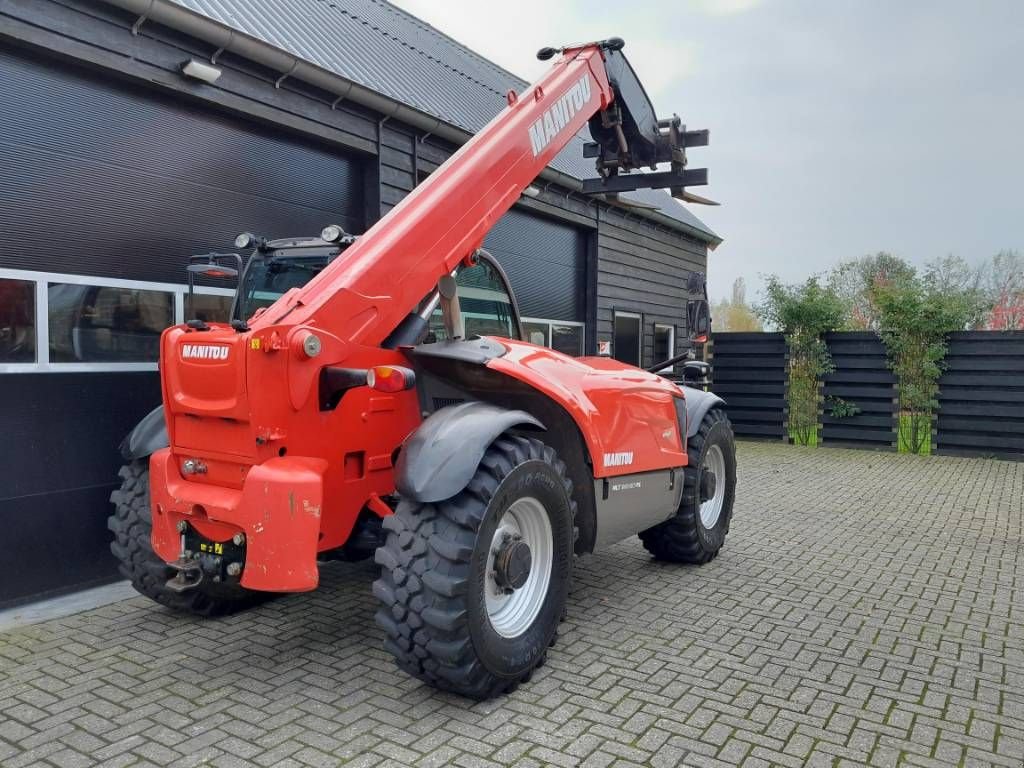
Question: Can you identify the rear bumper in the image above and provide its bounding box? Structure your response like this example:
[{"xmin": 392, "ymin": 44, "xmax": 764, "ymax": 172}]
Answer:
[{"xmin": 149, "ymin": 449, "xmax": 328, "ymax": 592}]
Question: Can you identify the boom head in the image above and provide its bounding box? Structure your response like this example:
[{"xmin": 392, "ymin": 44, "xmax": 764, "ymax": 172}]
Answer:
[{"xmin": 542, "ymin": 40, "xmax": 716, "ymax": 205}]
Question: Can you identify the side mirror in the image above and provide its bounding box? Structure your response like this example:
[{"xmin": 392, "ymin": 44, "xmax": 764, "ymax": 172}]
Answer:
[
  {"xmin": 187, "ymin": 253, "xmax": 242, "ymax": 322},
  {"xmin": 187, "ymin": 262, "xmax": 239, "ymax": 280},
  {"xmin": 687, "ymin": 299, "xmax": 711, "ymax": 344}
]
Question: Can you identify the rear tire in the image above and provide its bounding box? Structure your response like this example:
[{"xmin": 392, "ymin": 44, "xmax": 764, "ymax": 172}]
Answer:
[
  {"xmin": 374, "ymin": 435, "xmax": 575, "ymax": 699},
  {"xmin": 639, "ymin": 408, "xmax": 736, "ymax": 563},
  {"xmin": 108, "ymin": 460, "xmax": 263, "ymax": 616}
]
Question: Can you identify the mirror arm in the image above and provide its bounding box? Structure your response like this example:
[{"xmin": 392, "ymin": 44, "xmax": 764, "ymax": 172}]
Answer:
[{"xmin": 644, "ymin": 350, "xmax": 693, "ymax": 374}]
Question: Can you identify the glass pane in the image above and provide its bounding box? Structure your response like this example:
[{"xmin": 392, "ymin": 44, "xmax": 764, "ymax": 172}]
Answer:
[
  {"xmin": 0, "ymin": 279, "xmax": 36, "ymax": 363},
  {"xmin": 48, "ymin": 283, "xmax": 174, "ymax": 363},
  {"xmin": 189, "ymin": 294, "xmax": 233, "ymax": 323},
  {"xmin": 654, "ymin": 325, "xmax": 675, "ymax": 370},
  {"xmin": 551, "ymin": 324, "xmax": 583, "ymax": 356},
  {"xmin": 456, "ymin": 261, "xmax": 517, "ymax": 339},
  {"xmin": 239, "ymin": 255, "xmax": 329, "ymax": 317},
  {"xmin": 523, "ymin": 321, "xmax": 550, "ymax": 347},
  {"xmin": 613, "ymin": 313, "xmax": 641, "ymax": 365}
]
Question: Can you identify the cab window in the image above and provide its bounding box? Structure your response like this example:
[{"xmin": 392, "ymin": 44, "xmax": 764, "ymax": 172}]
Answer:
[{"xmin": 427, "ymin": 260, "xmax": 520, "ymax": 341}]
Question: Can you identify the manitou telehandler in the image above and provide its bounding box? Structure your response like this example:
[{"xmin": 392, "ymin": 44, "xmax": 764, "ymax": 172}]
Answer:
[{"xmin": 110, "ymin": 38, "xmax": 736, "ymax": 699}]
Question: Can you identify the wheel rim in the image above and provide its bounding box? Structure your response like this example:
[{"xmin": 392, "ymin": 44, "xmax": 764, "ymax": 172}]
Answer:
[
  {"xmin": 485, "ymin": 496, "xmax": 553, "ymax": 638},
  {"xmin": 699, "ymin": 444, "xmax": 726, "ymax": 529}
]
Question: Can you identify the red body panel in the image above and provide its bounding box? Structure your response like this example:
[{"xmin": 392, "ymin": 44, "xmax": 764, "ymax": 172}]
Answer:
[
  {"xmin": 487, "ymin": 339, "xmax": 687, "ymax": 477},
  {"xmin": 152, "ymin": 44, "xmax": 688, "ymax": 591}
]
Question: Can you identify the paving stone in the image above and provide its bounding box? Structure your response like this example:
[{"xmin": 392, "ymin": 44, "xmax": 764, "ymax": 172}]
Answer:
[{"xmin": 0, "ymin": 443, "xmax": 1020, "ymax": 766}]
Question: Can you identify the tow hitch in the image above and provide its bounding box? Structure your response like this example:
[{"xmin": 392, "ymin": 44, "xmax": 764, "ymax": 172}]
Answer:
[{"xmin": 165, "ymin": 521, "xmax": 245, "ymax": 593}]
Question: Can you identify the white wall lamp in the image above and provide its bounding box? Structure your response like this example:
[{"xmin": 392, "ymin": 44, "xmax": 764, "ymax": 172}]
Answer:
[
  {"xmin": 181, "ymin": 59, "xmax": 223, "ymax": 85},
  {"xmin": 522, "ymin": 185, "xmax": 542, "ymax": 198}
]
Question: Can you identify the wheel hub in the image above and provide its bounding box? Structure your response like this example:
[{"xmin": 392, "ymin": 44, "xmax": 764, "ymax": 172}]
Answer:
[
  {"xmin": 493, "ymin": 534, "xmax": 532, "ymax": 593},
  {"xmin": 699, "ymin": 469, "xmax": 717, "ymax": 503},
  {"xmin": 485, "ymin": 496, "xmax": 553, "ymax": 638},
  {"xmin": 699, "ymin": 444, "xmax": 727, "ymax": 528}
]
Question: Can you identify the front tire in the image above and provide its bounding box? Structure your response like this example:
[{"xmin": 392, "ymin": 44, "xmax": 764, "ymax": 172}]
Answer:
[
  {"xmin": 639, "ymin": 408, "xmax": 736, "ymax": 563},
  {"xmin": 374, "ymin": 435, "xmax": 575, "ymax": 699},
  {"xmin": 108, "ymin": 460, "xmax": 263, "ymax": 616}
]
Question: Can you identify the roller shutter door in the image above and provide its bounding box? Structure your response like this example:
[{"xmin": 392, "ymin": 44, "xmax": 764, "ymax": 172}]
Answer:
[
  {"xmin": 484, "ymin": 208, "xmax": 586, "ymax": 322},
  {"xmin": 0, "ymin": 46, "xmax": 365, "ymax": 282}
]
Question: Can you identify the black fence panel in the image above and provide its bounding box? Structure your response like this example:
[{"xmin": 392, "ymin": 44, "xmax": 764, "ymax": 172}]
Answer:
[
  {"xmin": 935, "ymin": 331, "xmax": 1024, "ymax": 460},
  {"xmin": 821, "ymin": 332, "xmax": 898, "ymax": 449},
  {"xmin": 709, "ymin": 332, "xmax": 788, "ymax": 440}
]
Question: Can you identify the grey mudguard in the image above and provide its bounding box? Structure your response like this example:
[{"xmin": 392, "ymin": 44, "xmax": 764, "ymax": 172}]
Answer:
[
  {"xmin": 682, "ymin": 386, "xmax": 725, "ymax": 438},
  {"xmin": 395, "ymin": 401, "xmax": 544, "ymax": 503},
  {"xmin": 120, "ymin": 405, "xmax": 169, "ymax": 461}
]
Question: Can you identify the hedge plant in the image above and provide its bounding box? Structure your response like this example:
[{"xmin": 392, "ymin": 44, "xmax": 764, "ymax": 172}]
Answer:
[{"xmin": 757, "ymin": 277, "xmax": 845, "ymax": 446}]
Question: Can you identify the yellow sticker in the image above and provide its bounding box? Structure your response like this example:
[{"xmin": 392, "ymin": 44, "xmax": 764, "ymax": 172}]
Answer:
[{"xmin": 250, "ymin": 337, "xmax": 262, "ymax": 350}]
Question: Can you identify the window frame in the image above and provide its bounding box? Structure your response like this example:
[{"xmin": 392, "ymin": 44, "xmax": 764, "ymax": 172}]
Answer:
[
  {"xmin": 521, "ymin": 317, "xmax": 586, "ymax": 356},
  {"xmin": 612, "ymin": 309, "xmax": 643, "ymax": 366},
  {"xmin": 653, "ymin": 323, "xmax": 676, "ymax": 373},
  {"xmin": 0, "ymin": 267, "xmax": 234, "ymax": 374}
]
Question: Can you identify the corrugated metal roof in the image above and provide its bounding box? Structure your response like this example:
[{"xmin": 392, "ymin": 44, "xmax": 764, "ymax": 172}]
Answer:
[{"xmin": 169, "ymin": 0, "xmax": 717, "ymax": 240}]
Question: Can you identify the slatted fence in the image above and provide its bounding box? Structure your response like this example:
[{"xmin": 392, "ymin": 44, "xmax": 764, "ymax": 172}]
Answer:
[
  {"xmin": 820, "ymin": 332, "xmax": 898, "ymax": 449},
  {"xmin": 708, "ymin": 333, "xmax": 788, "ymax": 440},
  {"xmin": 934, "ymin": 331, "xmax": 1024, "ymax": 460}
]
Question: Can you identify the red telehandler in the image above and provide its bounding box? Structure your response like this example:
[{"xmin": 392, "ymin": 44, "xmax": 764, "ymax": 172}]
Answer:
[{"xmin": 110, "ymin": 38, "xmax": 736, "ymax": 699}]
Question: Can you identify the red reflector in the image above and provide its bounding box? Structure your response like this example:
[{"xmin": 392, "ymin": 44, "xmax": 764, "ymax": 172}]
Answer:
[{"xmin": 367, "ymin": 365, "xmax": 416, "ymax": 393}]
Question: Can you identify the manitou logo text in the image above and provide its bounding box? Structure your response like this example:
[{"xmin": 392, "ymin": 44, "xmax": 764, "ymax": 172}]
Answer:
[
  {"xmin": 603, "ymin": 451, "xmax": 634, "ymax": 468},
  {"xmin": 181, "ymin": 344, "xmax": 229, "ymax": 361},
  {"xmin": 528, "ymin": 75, "xmax": 592, "ymax": 157}
]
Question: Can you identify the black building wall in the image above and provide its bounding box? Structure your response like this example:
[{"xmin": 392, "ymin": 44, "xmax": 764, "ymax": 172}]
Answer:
[{"xmin": 0, "ymin": 0, "xmax": 711, "ymax": 606}]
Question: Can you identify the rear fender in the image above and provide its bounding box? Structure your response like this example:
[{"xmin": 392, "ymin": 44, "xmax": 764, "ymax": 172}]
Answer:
[
  {"xmin": 395, "ymin": 401, "xmax": 543, "ymax": 503},
  {"xmin": 120, "ymin": 405, "xmax": 168, "ymax": 461}
]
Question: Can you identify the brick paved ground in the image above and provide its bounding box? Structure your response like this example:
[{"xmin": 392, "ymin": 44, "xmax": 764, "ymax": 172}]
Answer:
[{"xmin": 1, "ymin": 443, "xmax": 1022, "ymax": 768}]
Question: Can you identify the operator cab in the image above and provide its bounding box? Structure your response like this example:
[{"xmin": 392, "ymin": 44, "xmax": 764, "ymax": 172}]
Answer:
[{"xmin": 186, "ymin": 226, "xmax": 358, "ymax": 325}]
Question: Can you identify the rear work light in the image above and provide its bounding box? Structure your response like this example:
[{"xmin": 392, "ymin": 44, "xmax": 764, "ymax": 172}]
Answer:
[{"xmin": 367, "ymin": 365, "xmax": 416, "ymax": 393}]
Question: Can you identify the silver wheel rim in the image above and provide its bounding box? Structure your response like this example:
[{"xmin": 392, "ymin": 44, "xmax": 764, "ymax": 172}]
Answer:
[
  {"xmin": 485, "ymin": 496, "xmax": 553, "ymax": 638},
  {"xmin": 699, "ymin": 444, "xmax": 726, "ymax": 529}
]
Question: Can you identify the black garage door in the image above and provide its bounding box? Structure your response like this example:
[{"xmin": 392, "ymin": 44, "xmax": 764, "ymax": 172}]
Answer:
[
  {"xmin": 484, "ymin": 208, "xmax": 586, "ymax": 323},
  {"xmin": 0, "ymin": 45, "xmax": 365, "ymax": 606}
]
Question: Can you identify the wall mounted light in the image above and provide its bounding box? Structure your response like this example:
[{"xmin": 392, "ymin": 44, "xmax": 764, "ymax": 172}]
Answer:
[
  {"xmin": 522, "ymin": 185, "xmax": 542, "ymax": 198},
  {"xmin": 181, "ymin": 59, "xmax": 223, "ymax": 84}
]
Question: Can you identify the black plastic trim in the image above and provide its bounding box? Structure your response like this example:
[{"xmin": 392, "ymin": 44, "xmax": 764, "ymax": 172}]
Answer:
[
  {"xmin": 395, "ymin": 401, "xmax": 544, "ymax": 503},
  {"xmin": 682, "ymin": 387, "xmax": 725, "ymax": 438},
  {"xmin": 120, "ymin": 405, "xmax": 169, "ymax": 460}
]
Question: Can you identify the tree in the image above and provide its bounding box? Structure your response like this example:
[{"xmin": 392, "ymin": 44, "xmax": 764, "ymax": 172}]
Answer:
[
  {"xmin": 981, "ymin": 250, "xmax": 1024, "ymax": 330},
  {"xmin": 922, "ymin": 254, "xmax": 988, "ymax": 329},
  {"xmin": 756, "ymin": 276, "xmax": 844, "ymax": 445},
  {"xmin": 712, "ymin": 277, "xmax": 762, "ymax": 332},
  {"xmin": 828, "ymin": 252, "xmax": 916, "ymax": 330}
]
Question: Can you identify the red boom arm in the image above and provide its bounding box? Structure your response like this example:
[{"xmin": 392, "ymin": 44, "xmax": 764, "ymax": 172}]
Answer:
[{"xmin": 249, "ymin": 45, "xmax": 614, "ymax": 346}]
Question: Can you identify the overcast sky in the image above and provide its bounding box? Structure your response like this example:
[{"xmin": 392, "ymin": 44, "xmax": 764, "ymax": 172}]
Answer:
[{"xmin": 391, "ymin": 0, "xmax": 1023, "ymax": 302}]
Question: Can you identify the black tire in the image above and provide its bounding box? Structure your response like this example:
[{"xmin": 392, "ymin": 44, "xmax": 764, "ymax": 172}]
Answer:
[
  {"xmin": 639, "ymin": 408, "xmax": 736, "ymax": 563},
  {"xmin": 108, "ymin": 460, "xmax": 264, "ymax": 616},
  {"xmin": 373, "ymin": 435, "xmax": 575, "ymax": 699}
]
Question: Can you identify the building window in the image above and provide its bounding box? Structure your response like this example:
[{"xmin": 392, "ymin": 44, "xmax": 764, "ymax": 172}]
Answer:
[
  {"xmin": 551, "ymin": 323, "xmax": 584, "ymax": 356},
  {"xmin": 522, "ymin": 320, "xmax": 550, "ymax": 346},
  {"xmin": 48, "ymin": 283, "xmax": 174, "ymax": 363},
  {"xmin": 613, "ymin": 311, "xmax": 642, "ymax": 366},
  {"xmin": 522, "ymin": 318, "xmax": 585, "ymax": 356},
  {"xmin": 653, "ymin": 323, "xmax": 676, "ymax": 372},
  {"xmin": 0, "ymin": 278, "xmax": 35, "ymax": 363}
]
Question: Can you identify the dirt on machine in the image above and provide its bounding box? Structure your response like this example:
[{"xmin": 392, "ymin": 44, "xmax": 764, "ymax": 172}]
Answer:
[{"xmin": 109, "ymin": 37, "xmax": 736, "ymax": 699}]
